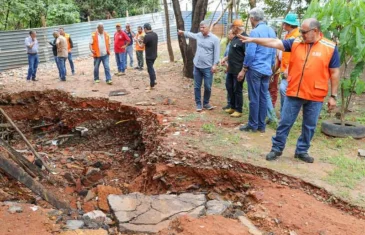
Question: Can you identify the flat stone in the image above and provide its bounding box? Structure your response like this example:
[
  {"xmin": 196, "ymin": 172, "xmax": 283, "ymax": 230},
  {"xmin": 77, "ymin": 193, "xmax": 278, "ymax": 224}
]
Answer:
[
  {"xmin": 109, "ymin": 193, "xmax": 207, "ymax": 234},
  {"xmin": 66, "ymin": 220, "xmax": 85, "ymax": 230},
  {"xmin": 238, "ymin": 216, "xmax": 262, "ymax": 235},
  {"xmin": 83, "ymin": 210, "xmax": 106, "ymax": 222},
  {"xmin": 8, "ymin": 205, "xmax": 23, "ymax": 214},
  {"xmin": 60, "ymin": 229, "xmax": 107, "ymax": 235},
  {"xmin": 206, "ymin": 200, "xmax": 231, "ymax": 215},
  {"xmin": 119, "ymin": 220, "xmax": 171, "ymax": 234},
  {"xmin": 358, "ymin": 149, "xmax": 365, "ymax": 157}
]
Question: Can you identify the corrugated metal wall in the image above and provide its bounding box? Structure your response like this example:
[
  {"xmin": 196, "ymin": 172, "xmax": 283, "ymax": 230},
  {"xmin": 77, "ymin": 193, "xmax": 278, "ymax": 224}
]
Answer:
[{"xmin": 0, "ymin": 11, "xmax": 178, "ymax": 72}]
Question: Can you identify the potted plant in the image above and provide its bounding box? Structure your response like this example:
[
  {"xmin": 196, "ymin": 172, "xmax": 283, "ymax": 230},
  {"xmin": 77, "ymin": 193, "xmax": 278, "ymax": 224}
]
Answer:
[{"xmin": 305, "ymin": 0, "xmax": 365, "ymax": 138}]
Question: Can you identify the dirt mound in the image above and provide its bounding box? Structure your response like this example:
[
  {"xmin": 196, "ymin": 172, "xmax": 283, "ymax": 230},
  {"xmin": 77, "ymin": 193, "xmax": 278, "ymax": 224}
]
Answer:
[{"xmin": 158, "ymin": 215, "xmax": 249, "ymax": 235}]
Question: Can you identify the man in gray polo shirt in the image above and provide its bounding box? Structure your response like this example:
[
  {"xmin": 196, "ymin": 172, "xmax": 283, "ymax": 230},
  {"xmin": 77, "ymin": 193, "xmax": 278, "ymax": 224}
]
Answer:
[
  {"xmin": 178, "ymin": 21, "xmax": 220, "ymax": 111},
  {"xmin": 24, "ymin": 30, "xmax": 39, "ymax": 81}
]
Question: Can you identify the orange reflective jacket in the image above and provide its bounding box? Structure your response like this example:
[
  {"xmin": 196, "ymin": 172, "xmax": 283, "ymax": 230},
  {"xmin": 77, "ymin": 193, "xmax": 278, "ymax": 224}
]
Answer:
[
  {"xmin": 286, "ymin": 37, "xmax": 336, "ymax": 102},
  {"xmin": 280, "ymin": 28, "xmax": 300, "ymax": 72},
  {"xmin": 64, "ymin": 33, "xmax": 72, "ymax": 52},
  {"xmin": 91, "ymin": 31, "xmax": 110, "ymax": 58}
]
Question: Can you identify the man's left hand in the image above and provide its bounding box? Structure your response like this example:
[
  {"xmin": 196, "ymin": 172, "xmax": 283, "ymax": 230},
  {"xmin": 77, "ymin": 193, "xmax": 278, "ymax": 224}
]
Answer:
[
  {"xmin": 327, "ymin": 97, "xmax": 337, "ymax": 111},
  {"xmin": 211, "ymin": 65, "xmax": 217, "ymax": 73},
  {"xmin": 237, "ymin": 70, "xmax": 246, "ymax": 82}
]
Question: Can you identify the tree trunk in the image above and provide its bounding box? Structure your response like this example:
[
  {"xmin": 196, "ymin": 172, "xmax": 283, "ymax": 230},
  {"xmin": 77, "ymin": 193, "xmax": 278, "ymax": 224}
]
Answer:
[
  {"xmin": 249, "ymin": 0, "xmax": 256, "ymax": 8},
  {"xmin": 277, "ymin": 0, "xmax": 295, "ymax": 38},
  {"xmin": 4, "ymin": 0, "xmax": 11, "ymax": 30},
  {"xmin": 172, "ymin": 0, "xmax": 208, "ymax": 78},
  {"xmin": 172, "ymin": 0, "xmax": 188, "ymax": 74},
  {"xmin": 163, "ymin": 0, "xmax": 174, "ymax": 62}
]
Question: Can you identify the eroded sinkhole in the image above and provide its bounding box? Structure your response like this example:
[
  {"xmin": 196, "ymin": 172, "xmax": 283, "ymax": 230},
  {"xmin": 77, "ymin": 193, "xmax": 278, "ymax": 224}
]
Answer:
[{"xmin": 1, "ymin": 90, "xmax": 365, "ymax": 235}]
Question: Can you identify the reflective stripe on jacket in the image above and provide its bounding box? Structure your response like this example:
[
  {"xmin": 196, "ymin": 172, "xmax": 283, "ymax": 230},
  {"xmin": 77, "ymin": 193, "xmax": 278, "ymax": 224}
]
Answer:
[{"xmin": 286, "ymin": 37, "xmax": 336, "ymax": 102}]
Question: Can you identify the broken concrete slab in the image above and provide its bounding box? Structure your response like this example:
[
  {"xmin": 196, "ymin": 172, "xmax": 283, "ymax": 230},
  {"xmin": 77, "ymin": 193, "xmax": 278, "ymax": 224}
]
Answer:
[
  {"xmin": 83, "ymin": 210, "xmax": 106, "ymax": 223},
  {"xmin": 66, "ymin": 220, "xmax": 85, "ymax": 230},
  {"xmin": 108, "ymin": 193, "xmax": 207, "ymax": 233},
  {"xmin": 8, "ymin": 205, "xmax": 23, "ymax": 214},
  {"xmin": 358, "ymin": 149, "xmax": 365, "ymax": 157},
  {"xmin": 206, "ymin": 200, "xmax": 231, "ymax": 215}
]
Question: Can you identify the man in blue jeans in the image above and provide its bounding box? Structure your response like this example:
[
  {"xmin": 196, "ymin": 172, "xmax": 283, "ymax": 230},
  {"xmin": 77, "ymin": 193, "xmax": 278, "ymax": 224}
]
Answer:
[
  {"xmin": 24, "ymin": 30, "xmax": 39, "ymax": 82},
  {"xmin": 178, "ymin": 20, "xmax": 220, "ymax": 112},
  {"xmin": 124, "ymin": 23, "xmax": 135, "ymax": 68},
  {"xmin": 89, "ymin": 23, "xmax": 112, "ymax": 85},
  {"xmin": 238, "ymin": 8, "xmax": 276, "ymax": 132},
  {"xmin": 239, "ymin": 18, "xmax": 340, "ymax": 163}
]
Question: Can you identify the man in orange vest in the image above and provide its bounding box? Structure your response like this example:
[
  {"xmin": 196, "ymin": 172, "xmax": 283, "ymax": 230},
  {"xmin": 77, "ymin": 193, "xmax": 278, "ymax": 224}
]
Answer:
[
  {"xmin": 59, "ymin": 27, "xmax": 75, "ymax": 75},
  {"xmin": 239, "ymin": 18, "xmax": 340, "ymax": 163},
  {"xmin": 89, "ymin": 23, "xmax": 112, "ymax": 85},
  {"xmin": 278, "ymin": 13, "xmax": 301, "ymax": 112}
]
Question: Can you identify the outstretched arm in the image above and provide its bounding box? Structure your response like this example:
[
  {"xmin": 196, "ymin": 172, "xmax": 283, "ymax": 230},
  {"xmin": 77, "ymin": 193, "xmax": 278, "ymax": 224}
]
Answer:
[{"xmin": 237, "ymin": 34, "xmax": 285, "ymax": 51}]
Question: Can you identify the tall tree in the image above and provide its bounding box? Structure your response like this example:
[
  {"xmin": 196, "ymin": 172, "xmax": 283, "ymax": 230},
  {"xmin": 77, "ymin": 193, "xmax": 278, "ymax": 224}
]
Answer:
[
  {"xmin": 172, "ymin": 0, "xmax": 208, "ymax": 78},
  {"xmin": 163, "ymin": 0, "xmax": 174, "ymax": 62}
]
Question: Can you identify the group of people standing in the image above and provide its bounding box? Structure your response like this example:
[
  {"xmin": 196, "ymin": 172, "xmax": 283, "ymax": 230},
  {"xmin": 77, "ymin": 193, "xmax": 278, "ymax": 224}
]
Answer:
[
  {"xmin": 180, "ymin": 7, "xmax": 340, "ymax": 164},
  {"xmin": 25, "ymin": 22, "xmax": 158, "ymax": 88}
]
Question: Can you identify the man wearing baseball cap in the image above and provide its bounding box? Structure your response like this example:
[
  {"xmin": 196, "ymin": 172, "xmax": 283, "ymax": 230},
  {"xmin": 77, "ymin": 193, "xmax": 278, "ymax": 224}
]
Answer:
[
  {"xmin": 221, "ymin": 19, "xmax": 248, "ymax": 118},
  {"xmin": 278, "ymin": 13, "xmax": 300, "ymax": 111},
  {"xmin": 114, "ymin": 23, "xmax": 130, "ymax": 76}
]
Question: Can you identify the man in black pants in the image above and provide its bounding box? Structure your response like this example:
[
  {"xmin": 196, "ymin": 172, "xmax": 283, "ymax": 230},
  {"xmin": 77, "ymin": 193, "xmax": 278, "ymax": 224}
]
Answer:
[
  {"xmin": 221, "ymin": 19, "xmax": 248, "ymax": 118},
  {"xmin": 142, "ymin": 23, "xmax": 158, "ymax": 91}
]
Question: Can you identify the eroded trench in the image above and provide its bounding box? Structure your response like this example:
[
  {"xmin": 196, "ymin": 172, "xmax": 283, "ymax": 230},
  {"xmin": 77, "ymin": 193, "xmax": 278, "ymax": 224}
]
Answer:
[{"xmin": 0, "ymin": 90, "xmax": 365, "ymax": 235}]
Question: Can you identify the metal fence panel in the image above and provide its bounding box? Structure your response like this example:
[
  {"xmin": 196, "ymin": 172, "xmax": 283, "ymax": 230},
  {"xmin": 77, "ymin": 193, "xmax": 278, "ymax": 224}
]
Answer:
[{"xmin": 0, "ymin": 11, "xmax": 177, "ymax": 72}]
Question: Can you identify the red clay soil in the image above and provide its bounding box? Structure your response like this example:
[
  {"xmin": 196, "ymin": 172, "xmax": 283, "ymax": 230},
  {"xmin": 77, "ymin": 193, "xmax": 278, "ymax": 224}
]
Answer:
[
  {"xmin": 158, "ymin": 215, "xmax": 250, "ymax": 235},
  {"xmin": 0, "ymin": 202, "xmax": 60, "ymax": 235}
]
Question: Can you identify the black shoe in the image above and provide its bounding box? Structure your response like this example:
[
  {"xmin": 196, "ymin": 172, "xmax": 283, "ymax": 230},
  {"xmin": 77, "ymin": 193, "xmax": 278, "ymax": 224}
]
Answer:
[
  {"xmin": 266, "ymin": 119, "xmax": 272, "ymax": 125},
  {"xmin": 294, "ymin": 153, "xmax": 314, "ymax": 163},
  {"xmin": 239, "ymin": 124, "xmax": 257, "ymax": 132},
  {"xmin": 266, "ymin": 151, "xmax": 282, "ymax": 161},
  {"xmin": 258, "ymin": 129, "xmax": 265, "ymax": 133},
  {"xmin": 32, "ymin": 78, "xmax": 38, "ymax": 81},
  {"xmin": 222, "ymin": 105, "xmax": 231, "ymax": 110}
]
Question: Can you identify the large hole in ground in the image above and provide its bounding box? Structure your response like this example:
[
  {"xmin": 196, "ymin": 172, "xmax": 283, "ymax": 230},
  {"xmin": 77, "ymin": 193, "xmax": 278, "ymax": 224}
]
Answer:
[{"xmin": 0, "ymin": 90, "xmax": 365, "ymax": 235}]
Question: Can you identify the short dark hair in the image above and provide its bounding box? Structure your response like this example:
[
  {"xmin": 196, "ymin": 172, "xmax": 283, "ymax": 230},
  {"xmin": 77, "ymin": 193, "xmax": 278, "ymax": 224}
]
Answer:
[
  {"xmin": 29, "ymin": 30, "xmax": 35, "ymax": 35},
  {"xmin": 138, "ymin": 26, "xmax": 142, "ymax": 29},
  {"xmin": 143, "ymin": 23, "xmax": 152, "ymax": 30}
]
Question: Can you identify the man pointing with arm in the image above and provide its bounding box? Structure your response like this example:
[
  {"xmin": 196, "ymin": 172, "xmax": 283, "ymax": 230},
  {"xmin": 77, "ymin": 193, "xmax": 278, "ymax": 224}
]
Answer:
[{"xmin": 239, "ymin": 18, "xmax": 340, "ymax": 163}]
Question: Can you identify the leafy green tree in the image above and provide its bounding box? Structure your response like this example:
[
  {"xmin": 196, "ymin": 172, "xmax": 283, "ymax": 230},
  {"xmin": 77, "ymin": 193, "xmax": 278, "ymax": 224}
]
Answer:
[
  {"xmin": 46, "ymin": 0, "xmax": 81, "ymax": 26},
  {"xmin": 305, "ymin": 0, "xmax": 365, "ymax": 124}
]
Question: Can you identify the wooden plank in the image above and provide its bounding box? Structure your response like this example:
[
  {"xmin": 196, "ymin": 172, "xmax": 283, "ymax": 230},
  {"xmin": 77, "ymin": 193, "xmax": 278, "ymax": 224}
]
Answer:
[{"xmin": 0, "ymin": 153, "xmax": 70, "ymax": 210}]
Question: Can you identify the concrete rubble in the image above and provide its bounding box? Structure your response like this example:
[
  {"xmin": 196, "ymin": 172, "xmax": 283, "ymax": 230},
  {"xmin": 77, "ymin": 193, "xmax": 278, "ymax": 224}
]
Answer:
[{"xmin": 108, "ymin": 192, "xmax": 232, "ymax": 233}]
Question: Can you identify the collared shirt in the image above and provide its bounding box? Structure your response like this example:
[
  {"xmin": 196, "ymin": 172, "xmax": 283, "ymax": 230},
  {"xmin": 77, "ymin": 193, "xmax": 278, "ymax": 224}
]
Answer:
[
  {"xmin": 124, "ymin": 30, "xmax": 134, "ymax": 46},
  {"xmin": 243, "ymin": 22, "xmax": 276, "ymax": 76},
  {"xmin": 90, "ymin": 32, "xmax": 107, "ymax": 56},
  {"xmin": 184, "ymin": 31, "xmax": 220, "ymax": 69},
  {"xmin": 25, "ymin": 36, "xmax": 39, "ymax": 54}
]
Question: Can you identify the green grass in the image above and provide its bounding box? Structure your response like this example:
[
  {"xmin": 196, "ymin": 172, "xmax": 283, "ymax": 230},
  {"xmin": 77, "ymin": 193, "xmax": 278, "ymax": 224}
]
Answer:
[
  {"xmin": 323, "ymin": 154, "xmax": 365, "ymax": 189},
  {"xmin": 202, "ymin": 123, "xmax": 217, "ymax": 133}
]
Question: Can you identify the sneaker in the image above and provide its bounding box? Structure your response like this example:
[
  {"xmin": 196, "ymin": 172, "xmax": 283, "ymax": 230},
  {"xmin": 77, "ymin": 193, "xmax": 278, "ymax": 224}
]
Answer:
[
  {"xmin": 230, "ymin": 111, "xmax": 242, "ymax": 118},
  {"xmin": 94, "ymin": 79, "xmax": 100, "ymax": 83},
  {"xmin": 258, "ymin": 129, "xmax": 266, "ymax": 133},
  {"xmin": 134, "ymin": 67, "xmax": 140, "ymax": 70},
  {"xmin": 120, "ymin": 72, "xmax": 126, "ymax": 76},
  {"xmin": 106, "ymin": 80, "xmax": 113, "ymax": 85},
  {"xmin": 203, "ymin": 104, "xmax": 214, "ymax": 110},
  {"xmin": 239, "ymin": 124, "xmax": 257, "ymax": 132},
  {"xmin": 225, "ymin": 108, "xmax": 235, "ymax": 114},
  {"xmin": 196, "ymin": 104, "xmax": 202, "ymax": 112},
  {"xmin": 294, "ymin": 153, "xmax": 314, "ymax": 163},
  {"xmin": 145, "ymin": 86, "xmax": 153, "ymax": 91},
  {"xmin": 266, "ymin": 151, "xmax": 283, "ymax": 161},
  {"xmin": 32, "ymin": 78, "xmax": 38, "ymax": 81}
]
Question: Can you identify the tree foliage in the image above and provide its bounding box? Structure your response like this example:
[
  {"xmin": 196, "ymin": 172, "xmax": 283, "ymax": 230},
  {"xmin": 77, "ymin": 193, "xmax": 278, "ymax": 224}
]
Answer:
[{"xmin": 305, "ymin": 0, "xmax": 365, "ymax": 123}]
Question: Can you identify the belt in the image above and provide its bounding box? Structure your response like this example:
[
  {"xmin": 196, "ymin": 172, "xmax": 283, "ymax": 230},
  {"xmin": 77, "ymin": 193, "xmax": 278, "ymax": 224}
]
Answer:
[{"xmin": 27, "ymin": 53, "xmax": 37, "ymax": 55}]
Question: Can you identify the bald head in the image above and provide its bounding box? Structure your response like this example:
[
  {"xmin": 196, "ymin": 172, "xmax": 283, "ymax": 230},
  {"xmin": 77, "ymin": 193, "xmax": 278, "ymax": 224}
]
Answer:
[
  {"xmin": 302, "ymin": 18, "xmax": 321, "ymax": 31},
  {"xmin": 300, "ymin": 18, "xmax": 321, "ymax": 43}
]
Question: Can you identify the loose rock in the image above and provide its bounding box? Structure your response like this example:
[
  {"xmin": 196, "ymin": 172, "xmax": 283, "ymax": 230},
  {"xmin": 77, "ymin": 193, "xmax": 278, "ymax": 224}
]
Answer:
[
  {"xmin": 66, "ymin": 220, "xmax": 85, "ymax": 230},
  {"xmin": 206, "ymin": 200, "xmax": 231, "ymax": 216}
]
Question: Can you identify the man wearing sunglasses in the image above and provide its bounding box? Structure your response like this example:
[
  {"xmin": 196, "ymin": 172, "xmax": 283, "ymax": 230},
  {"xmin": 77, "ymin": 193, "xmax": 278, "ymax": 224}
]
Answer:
[{"xmin": 238, "ymin": 18, "xmax": 340, "ymax": 163}]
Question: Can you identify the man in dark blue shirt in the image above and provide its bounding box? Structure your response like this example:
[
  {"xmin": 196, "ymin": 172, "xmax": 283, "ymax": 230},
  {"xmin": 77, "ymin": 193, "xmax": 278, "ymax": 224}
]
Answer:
[{"xmin": 124, "ymin": 23, "xmax": 135, "ymax": 68}]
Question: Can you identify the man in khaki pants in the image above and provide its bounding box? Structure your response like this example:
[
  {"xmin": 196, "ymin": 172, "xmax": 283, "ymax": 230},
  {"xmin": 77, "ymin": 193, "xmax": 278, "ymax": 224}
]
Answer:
[{"xmin": 55, "ymin": 30, "xmax": 68, "ymax": 81}]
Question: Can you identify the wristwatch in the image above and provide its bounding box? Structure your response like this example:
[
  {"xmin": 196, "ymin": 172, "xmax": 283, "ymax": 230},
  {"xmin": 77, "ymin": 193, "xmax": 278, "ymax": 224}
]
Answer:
[{"xmin": 330, "ymin": 94, "xmax": 337, "ymax": 100}]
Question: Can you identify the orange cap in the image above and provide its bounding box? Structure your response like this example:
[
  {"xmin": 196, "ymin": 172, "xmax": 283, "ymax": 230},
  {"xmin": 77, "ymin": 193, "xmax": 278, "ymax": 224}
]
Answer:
[{"xmin": 232, "ymin": 19, "xmax": 244, "ymax": 27}]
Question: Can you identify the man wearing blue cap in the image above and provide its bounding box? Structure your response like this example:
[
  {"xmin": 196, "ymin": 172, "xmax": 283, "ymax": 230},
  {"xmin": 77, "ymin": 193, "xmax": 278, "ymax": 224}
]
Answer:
[{"xmin": 278, "ymin": 13, "xmax": 300, "ymax": 111}]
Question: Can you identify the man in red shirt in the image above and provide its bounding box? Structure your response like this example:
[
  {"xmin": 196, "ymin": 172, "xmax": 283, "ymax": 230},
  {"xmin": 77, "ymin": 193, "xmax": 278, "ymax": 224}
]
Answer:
[{"xmin": 114, "ymin": 23, "xmax": 130, "ymax": 76}]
